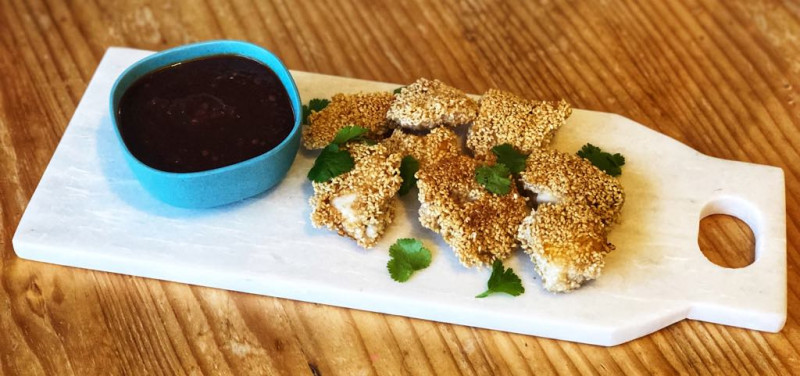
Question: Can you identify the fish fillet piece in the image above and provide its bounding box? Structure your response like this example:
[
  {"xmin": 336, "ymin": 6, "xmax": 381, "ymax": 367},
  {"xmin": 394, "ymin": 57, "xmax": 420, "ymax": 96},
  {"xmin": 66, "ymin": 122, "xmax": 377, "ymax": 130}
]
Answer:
[
  {"xmin": 388, "ymin": 78, "xmax": 478, "ymax": 130},
  {"xmin": 302, "ymin": 92, "xmax": 395, "ymax": 150},
  {"xmin": 309, "ymin": 143, "xmax": 403, "ymax": 248},
  {"xmin": 517, "ymin": 148, "xmax": 624, "ymax": 292},
  {"xmin": 517, "ymin": 203, "xmax": 613, "ymax": 292},
  {"xmin": 417, "ymin": 155, "xmax": 529, "ymax": 267},
  {"xmin": 519, "ymin": 148, "xmax": 624, "ymax": 226}
]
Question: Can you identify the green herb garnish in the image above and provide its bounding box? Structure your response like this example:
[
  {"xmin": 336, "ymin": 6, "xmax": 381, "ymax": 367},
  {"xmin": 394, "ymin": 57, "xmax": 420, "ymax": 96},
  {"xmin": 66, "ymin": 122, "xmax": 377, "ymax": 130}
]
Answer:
[
  {"xmin": 398, "ymin": 156, "xmax": 420, "ymax": 196},
  {"xmin": 307, "ymin": 144, "xmax": 355, "ymax": 183},
  {"xmin": 475, "ymin": 163, "xmax": 512, "ymax": 195},
  {"xmin": 476, "ymin": 260, "xmax": 525, "ymax": 298},
  {"xmin": 307, "ymin": 126, "xmax": 377, "ymax": 183},
  {"xmin": 577, "ymin": 143, "xmax": 625, "ymax": 177},
  {"xmin": 332, "ymin": 125, "xmax": 370, "ymax": 145},
  {"xmin": 491, "ymin": 143, "xmax": 528, "ymax": 174},
  {"xmin": 301, "ymin": 98, "xmax": 330, "ymax": 125},
  {"xmin": 387, "ymin": 238, "xmax": 432, "ymax": 282},
  {"xmin": 393, "ymin": 86, "xmax": 405, "ymax": 95}
]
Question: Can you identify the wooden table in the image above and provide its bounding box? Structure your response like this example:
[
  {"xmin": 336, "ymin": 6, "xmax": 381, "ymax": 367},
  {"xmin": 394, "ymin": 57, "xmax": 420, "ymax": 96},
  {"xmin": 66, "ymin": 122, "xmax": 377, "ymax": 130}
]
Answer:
[{"xmin": 1, "ymin": 0, "xmax": 797, "ymax": 374}]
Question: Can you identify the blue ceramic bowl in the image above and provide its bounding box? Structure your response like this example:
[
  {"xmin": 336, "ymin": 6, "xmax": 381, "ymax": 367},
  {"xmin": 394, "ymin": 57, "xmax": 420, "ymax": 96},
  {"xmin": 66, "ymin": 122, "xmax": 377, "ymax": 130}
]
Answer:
[{"xmin": 110, "ymin": 40, "xmax": 302, "ymax": 208}]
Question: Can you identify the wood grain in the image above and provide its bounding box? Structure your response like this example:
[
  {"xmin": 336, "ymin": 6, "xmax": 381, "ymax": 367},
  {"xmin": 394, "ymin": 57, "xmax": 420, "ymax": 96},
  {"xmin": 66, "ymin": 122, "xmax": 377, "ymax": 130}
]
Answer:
[{"xmin": 1, "ymin": 0, "xmax": 798, "ymax": 374}]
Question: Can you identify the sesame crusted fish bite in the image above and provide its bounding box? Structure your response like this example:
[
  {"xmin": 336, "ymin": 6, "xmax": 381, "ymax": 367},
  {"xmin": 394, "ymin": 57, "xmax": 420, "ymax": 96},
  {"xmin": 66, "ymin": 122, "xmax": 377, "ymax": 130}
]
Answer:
[
  {"xmin": 467, "ymin": 89, "xmax": 572, "ymax": 159},
  {"xmin": 309, "ymin": 143, "xmax": 403, "ymax": 248},
  {"xmin": 517, "ymin": 203, "xmax": 613, "ymax": 292},
  {"xmin": 381, "ymin": 127, "xmax": 462, "ymax": 169},
  {"xmin": 516, "ymin": 148, "xmax": 624, "ymax": 292},
  {"xmin": 388, "ymin": 78, "xmax": 478, "ymax": 131},
  {"xmin": 519, "ymin": 148, "xmax": 624, "ymax": 226},
  {"xmin": 416, "ymin": 155, "xmax": 529, "ymax": 267},
  {"xmin": 302, "ymin": 92, "xmax": 395, "ymax": 150}
]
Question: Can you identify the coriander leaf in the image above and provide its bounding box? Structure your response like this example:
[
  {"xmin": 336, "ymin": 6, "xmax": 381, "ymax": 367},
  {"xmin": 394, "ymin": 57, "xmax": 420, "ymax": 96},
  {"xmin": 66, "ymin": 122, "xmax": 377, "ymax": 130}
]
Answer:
[
  {"xmin": 387, "ymin": 238, "xmax": 432, "ymax": 282},
  {"xmin": 577, "ymin": 143, "xmax": 626, "ymax": 177},
  {"xmin": 332, "ymin": 125, "xmax": 370, "ymax": 145},
  {"xmin": 476, "ymin": 260, "xmax": 525, "ymax": 298},
  {"xmin": 393, "ymin": 86, "xmax": 405, "ymax": 95},
  {"xmin": 301, "ymin": 98, "xmax": 330, "ymax": 125},
  {"xmin": 491, "ymin": 143, "xmax": 528, "ymax": 174},
  {"xmin": 475, "ymin": 163, "xmax": 512, "ymax": 195},
  {"xmin": 307, "ymin": 144, "xmax": 354, "ymax": 182},
  {"xmin": 398, "ymin": 156, "xmax": 420, "ymax": 196}
]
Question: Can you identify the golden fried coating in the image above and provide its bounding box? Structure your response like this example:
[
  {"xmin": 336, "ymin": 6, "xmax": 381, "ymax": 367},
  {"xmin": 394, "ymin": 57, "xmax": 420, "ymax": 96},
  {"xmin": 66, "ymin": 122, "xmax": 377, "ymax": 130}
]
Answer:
[
  {"xmin": 309, "ymin": 143, "xmax": 403, "ymax": 248},
  {"xmin": 519, "ymin": 148, "xmax": 624, "ymax": 226},
  {"xmin": 302, "ymin": 92, "xmax": 395, "ymax": 150},
  {"xmin": 387, "ymin": 78, "xmax": 479, "ymax": 130},
  {"xmin": 381, "ymin": 127, "xmax": 462, "ymax": 169},
  {"xmin": 416, "ymin": 155, "xmax": 529, "ymax": 267},
  {"xmin": 517, "ymin": 203, "xmax": 613, "ymax": 292},
  {"xmin": 516, "ymin": 148, "xmax": 624, "ymax": 292},
  {"xmin": 467, "ymin": 89, "xmax": 571, "ymax": 159}
]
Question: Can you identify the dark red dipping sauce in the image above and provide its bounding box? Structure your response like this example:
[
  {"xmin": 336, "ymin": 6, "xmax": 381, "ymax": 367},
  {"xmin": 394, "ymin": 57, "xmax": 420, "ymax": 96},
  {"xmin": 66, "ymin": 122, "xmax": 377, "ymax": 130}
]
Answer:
[{"xmin": 117, "ymin": 55, "xmax": 294, "ymax": 173}]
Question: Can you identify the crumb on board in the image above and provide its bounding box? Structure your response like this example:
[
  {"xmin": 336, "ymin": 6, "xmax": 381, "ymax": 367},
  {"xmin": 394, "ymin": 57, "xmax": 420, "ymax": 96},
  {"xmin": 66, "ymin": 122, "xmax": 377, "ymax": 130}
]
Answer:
[
  {"xmin": 387, "ymin": 78, "xmax": 478, "ymax": 131},
  {"xmin": 381, "ymin": 127, "xmax": 463, "ymax": 170},
  {"xmin": 416, "ymin": 155, "xmax": 529, "ymax": 267},
  {"xmin": 517, "ymin": 203, "xmax": 613, "ymax": 292},
  {"xmin": 302, "ymin": 92, "xmax": 395, "ymax": 150},
  {"xmin": 309, "ymin": 143, "xmax": 403, "ymax": 248},
  {"xmin": 467, "ymin": 89, "xmax": 572, "ymax": 159}
]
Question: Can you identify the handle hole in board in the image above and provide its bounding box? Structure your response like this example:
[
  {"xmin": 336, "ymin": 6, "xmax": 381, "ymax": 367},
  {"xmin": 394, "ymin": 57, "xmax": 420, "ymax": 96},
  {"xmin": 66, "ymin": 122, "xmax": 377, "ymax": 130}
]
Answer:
[{"xmin": 698, "ymin": 214, "xmax": 755, "ymax": 269}]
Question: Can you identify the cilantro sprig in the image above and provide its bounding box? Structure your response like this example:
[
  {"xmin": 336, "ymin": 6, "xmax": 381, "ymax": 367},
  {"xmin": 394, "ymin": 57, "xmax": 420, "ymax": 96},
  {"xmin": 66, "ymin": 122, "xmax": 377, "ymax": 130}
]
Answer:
[
  {"xmin": 476, "ymin": 260, "xmax": 525, "ymax": 298},
  {"xmin": 577, "ymin": 143, "xmax": 625, "ymax": 177},
  {"xmin": 332, "ymin": 125, "xmax": 370, "ymax": 144},
  {"xmin": 307, "ymin": 126, "xmax": 371, "ymax": 183},
  {"xmin": 302, "ymin": 98, "xmax": 330, "ymax": 125},
  {"xmin": 393, "ymin": 86, "xmax": 405, "ymax": 95},
  {"xmin": 475, "ymin": 144, "xmax": 528, "ymax": 195},
  {"xmin": 491, "ymin": 144, "xmax": 528, "ymax": 174},
  {"xmin": 475, "ymin": 163, "xmax": 512, "ymax": 195},
  {"xmin": 387, "ymin": 238, "xmax": 432, "ymax": 282},
  {"xmin": 307, "ymin": 144, "xmax": 354, "ymax": 183},
  {"xmin": 398, "ymin": 156, "xmax": 420, "ymax": 196}
]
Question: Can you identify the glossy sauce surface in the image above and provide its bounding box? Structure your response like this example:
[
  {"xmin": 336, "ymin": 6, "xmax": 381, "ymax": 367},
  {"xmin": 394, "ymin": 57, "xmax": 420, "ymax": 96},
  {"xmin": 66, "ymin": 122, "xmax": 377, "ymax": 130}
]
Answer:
[{"xmin": 117, "ymin": 55, "xmax": 294, "ymax": 173}]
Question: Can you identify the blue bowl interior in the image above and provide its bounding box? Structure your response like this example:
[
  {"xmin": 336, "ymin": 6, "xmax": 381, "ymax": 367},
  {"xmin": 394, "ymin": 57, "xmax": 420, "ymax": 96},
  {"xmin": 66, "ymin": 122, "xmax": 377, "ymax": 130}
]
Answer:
[{"xmin": 110, "ymin": 40, "xmax": 302, "ymax": 177}]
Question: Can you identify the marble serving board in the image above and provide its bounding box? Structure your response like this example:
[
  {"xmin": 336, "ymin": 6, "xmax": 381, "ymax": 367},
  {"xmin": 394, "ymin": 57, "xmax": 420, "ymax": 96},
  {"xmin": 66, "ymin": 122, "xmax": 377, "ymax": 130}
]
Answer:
[{"xmin": 13, "ymin": 47, "xmax": 787, "ymax": 346}]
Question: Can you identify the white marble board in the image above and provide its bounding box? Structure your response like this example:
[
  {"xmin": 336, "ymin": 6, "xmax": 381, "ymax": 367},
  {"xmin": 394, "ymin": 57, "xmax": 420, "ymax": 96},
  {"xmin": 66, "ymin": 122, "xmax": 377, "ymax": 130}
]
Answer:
[{"xmin": 12, "ymin": 48, "xmax": 787, "ymax": 346}]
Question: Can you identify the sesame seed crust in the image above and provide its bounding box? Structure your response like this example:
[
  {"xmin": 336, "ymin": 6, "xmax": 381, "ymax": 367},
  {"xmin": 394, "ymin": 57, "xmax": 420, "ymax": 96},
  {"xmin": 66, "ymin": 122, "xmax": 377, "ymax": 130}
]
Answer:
[
  {"xmin": 517, "ymin": 203, "xmax": 613, "ymax": 292},
  {"xmin": 381, "ymin": 127, "xmax": 462, "ymax": 169},
  {"xmin": 387, "ymin": 78, "xmax": 478, "ymax": 131},
  {"xmin": 466, "ymin": 89, "xmax": 572, "ymax": 159},
  {"xmin": 416, "ymin": 155, "xmax": 529, "ymax": 267},
  {"xmin": 519, "ymin": 148, "xmax": 625, "ymax": 226},
  {"xmin": 304, "ymin": 85, "xmax": 627, "ymax": 293},
  {"xmin": 516, "ymin": 148, "xmax": 624, "ymax": 292},
  {"xmin": 309, "ymin": 143, "xmax": 403, "ymax": 248},
  {"xmin": 302, "ymin": 92, "xmax": 395, "ymax": 150}
]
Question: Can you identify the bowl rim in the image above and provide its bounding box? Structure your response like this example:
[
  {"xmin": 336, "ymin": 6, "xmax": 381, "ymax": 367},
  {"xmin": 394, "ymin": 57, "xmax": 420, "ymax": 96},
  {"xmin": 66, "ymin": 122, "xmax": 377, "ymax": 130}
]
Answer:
[{"xmin": 108, "ymin": 39, "xmax": 302, "ymax": 177}]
